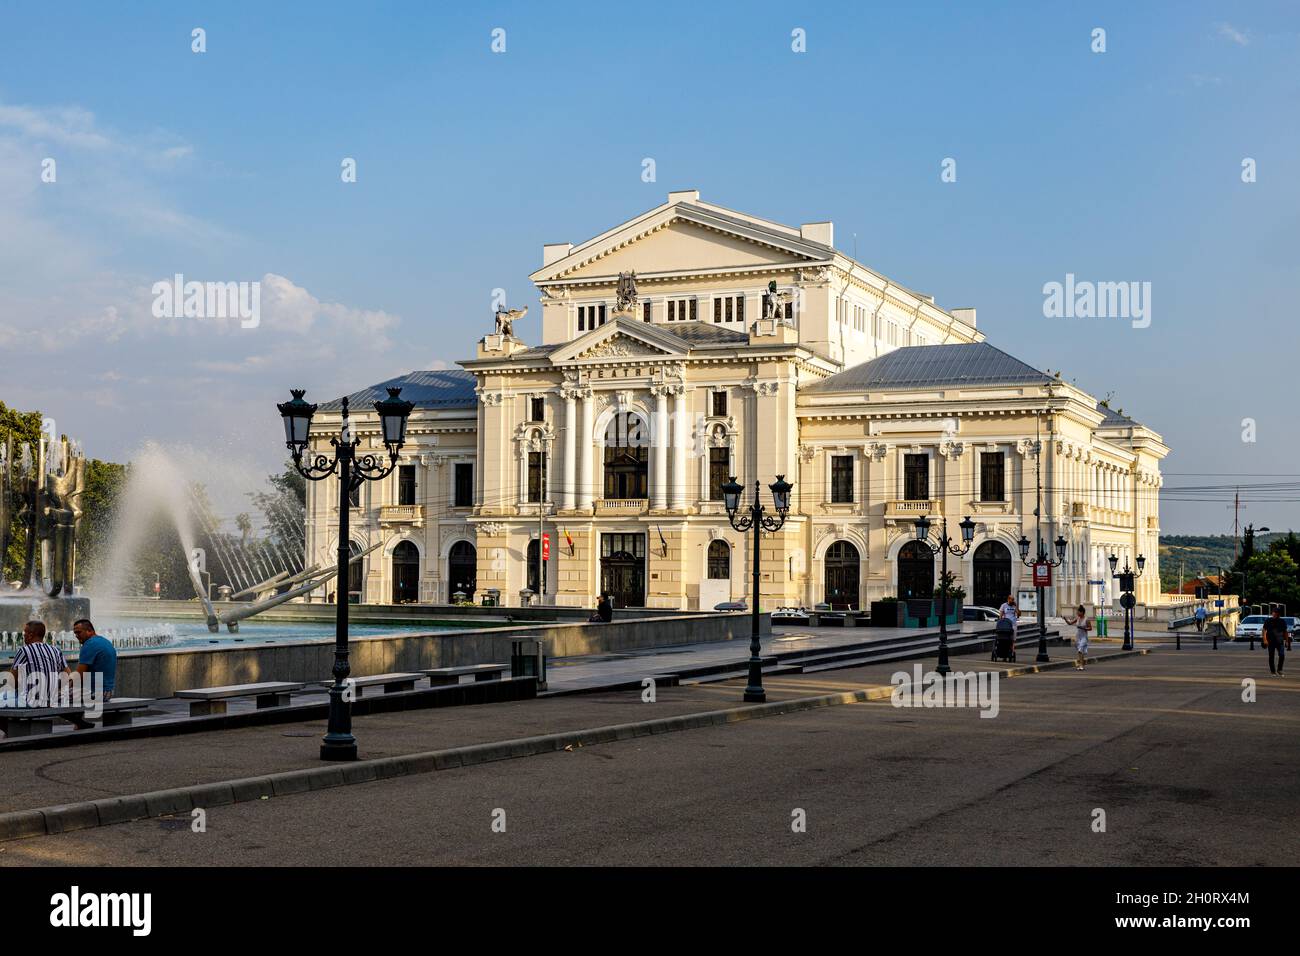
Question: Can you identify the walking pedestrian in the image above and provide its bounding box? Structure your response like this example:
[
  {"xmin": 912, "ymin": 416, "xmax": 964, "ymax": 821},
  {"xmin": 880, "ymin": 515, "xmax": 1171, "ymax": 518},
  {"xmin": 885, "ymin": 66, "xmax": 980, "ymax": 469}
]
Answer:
[
  {"xmin": 1063, "ymin": 605, "xmax": 1092, "ymax": 670},
  {"xmin": 1262, "ymin": 607, "xmax": 1288, "ymax": 676},
  {"xmin": 1194, "ymin": 604, "xmax": 1207, "ymax": 633}
]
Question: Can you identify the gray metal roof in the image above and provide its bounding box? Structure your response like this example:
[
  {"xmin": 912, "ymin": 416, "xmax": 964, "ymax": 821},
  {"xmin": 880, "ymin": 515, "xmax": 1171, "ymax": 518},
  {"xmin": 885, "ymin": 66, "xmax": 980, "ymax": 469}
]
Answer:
[
  {"xmin": 659, "ymin": 321, "xmax": 750, "ymax": 346},
  {"xmin": 1096, "ymin": 402, "xmax": 1137, "ymax": 427},
  {"xmin": 319, "ymin": 369, "xmax": 477, "ymax": 412},
  {"xmin": 804, "ymin": 343, "xmax": 1053, "ymax": 393}
]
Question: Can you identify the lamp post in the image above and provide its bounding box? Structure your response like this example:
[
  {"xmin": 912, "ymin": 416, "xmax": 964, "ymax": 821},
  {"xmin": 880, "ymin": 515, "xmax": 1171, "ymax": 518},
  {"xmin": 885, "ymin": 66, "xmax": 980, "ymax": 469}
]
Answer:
[
  {"xmin": 1018, "ymin": 531, "xmax": 1068, "ymax": 663},
  {"xmin": 721, "ymin": 474, "xmax": 793, "ymax": 703},
  {"xmin": 279, "ymin": 386, "xmax": 413, "ymax": 761},
  {"xmin": 912, "ymin": 513, "xmax": 976, "ymax": 676},
  {"xmin": 1108, "ymin": 552, "xmax": 1146, "ymax": 652}
]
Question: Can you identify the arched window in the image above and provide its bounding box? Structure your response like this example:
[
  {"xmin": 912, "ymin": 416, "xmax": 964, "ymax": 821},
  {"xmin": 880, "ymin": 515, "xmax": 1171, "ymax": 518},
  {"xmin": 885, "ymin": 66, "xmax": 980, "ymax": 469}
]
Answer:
[
  {"xmin": 392, "ymin": 540, "xmax": 420, "ymax": 605},
  {"xmin": 897, "ymin": 541, "xmax": 934, "ymax": 600},
  {"xmin": 603, "ymin": 412, "xmax": 648, "ymax": 499},
  {"xmin": 972, "ymin": 540, "xmax": 1013, "ymax": 609},
  {"xmin": 707, "ymin": 540, "xmax": 730, "ymax": 579},
  {"xmin": 347, "ymin": 541, "xmax": 364, "ymax": 601},
  {"xmin": 824, "ymin": 541, "xmax": 860, "ymax": 609},
  {"xmin": 448, "ymin": 541, "xmax": 476, "ymax": 603}
]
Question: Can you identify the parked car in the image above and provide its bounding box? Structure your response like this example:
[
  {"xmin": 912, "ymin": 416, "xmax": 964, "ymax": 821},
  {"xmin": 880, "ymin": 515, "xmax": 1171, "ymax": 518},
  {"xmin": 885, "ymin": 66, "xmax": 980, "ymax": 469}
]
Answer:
[
  {"xmin": 714, "ymin": 600, "xmax": 747, "ymax": 611},
  {"xmin": 962, "ymin": 605, "xmax": 1001, "ymax": 623},
  {"xmin": 1286, "ymin": 617, "xmax": 1299, "ymax": 638},
  {"xmin": 1236, "ymin": 615, "xmax": 1268, "ymax": 641},
  {"xmin": 772, "ymin": 606, "xmax": 810, "ymax": 625}
]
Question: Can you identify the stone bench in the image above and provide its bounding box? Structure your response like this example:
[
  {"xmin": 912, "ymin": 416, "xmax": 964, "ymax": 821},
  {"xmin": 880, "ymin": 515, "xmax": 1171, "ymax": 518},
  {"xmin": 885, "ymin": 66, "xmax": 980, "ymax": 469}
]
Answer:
[
  {"xmin": 421, "ymin": 663, "xmax": 509, "ymax": 686},
  {"xmin": 334, "ymin": 672, "xmax": 425, "ymax": 697},
  {"xmin": 175, "ymin": 682, "xmax": 305, "ymax": 717},
  {"xmin": 0, "ymin": 698, "xmax": 153, "ymax": 737}
]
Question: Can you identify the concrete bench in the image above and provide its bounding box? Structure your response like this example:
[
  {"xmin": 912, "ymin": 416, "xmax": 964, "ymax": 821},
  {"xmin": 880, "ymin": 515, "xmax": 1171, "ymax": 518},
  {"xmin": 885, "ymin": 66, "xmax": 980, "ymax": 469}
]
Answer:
[
  {"xmin": 334, "ymin": 672, "xmax": 424, "ymax": 697},
  {"xmin": 421, "ymin": 663, "xmax": 509, "ymax": 686},
  {"xmin": 175, "ymin": 682, "xmax": 305, "ymax": 716},
  {"xmin": 0, "ymin": 698, "xmax": 152, "ymax": 736}
]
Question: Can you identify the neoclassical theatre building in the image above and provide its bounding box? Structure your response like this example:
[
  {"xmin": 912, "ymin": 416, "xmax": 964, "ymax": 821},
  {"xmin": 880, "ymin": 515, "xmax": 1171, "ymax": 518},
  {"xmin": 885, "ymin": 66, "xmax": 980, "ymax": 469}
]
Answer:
[{"xmin": 303, "ymin": 190, "xmax": 1168, "ymax": 615}]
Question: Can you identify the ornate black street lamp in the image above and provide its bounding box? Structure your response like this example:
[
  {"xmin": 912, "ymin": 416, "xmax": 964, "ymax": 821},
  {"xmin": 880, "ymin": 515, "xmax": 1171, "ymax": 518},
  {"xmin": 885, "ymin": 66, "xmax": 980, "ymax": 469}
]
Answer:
[
  {"xmin": 1108, "ymin": 552, "xmax": 1146, "ymax": 652},
  {"xmin": 1018, "ymin": 531, "xmax": 1068, "ymax": 663},
  {"xmin": 279, "ymin": 386, "xmax": 413, "ymax": 761},
  {"xmin": 913, "ymin": 513, "xmax": 976, "ymax": 676},
  {"xmin": 721, "ymin": 474, "xmax": 793, "ymax": 703}
]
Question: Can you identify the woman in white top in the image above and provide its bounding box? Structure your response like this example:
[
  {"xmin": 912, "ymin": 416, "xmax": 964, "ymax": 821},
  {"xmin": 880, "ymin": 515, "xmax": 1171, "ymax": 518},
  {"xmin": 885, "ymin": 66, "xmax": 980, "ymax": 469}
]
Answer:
[
  {"xmin": 1064, "ymin": 604, "xmax": 1092, "ymax": 669},
  {"xmin": 998, "ymin": 596, "xmax": 1019, "ymax": 636}
]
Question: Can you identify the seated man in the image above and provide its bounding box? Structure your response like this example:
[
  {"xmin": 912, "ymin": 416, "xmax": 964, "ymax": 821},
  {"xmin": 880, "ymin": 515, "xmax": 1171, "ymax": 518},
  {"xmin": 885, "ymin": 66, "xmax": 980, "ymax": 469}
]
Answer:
[
  {"xmin": 6, "ymin": 621, "xmax": 70, "ymax": 707},
  {"xmin": 73, "ymin": 618, "xmax": 116, "ymax": 713}
]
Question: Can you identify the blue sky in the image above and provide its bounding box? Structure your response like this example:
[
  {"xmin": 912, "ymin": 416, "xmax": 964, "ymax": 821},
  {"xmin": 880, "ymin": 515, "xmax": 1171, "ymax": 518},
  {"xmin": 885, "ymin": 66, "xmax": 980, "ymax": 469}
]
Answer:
[{"xmin": 1, "ymin": 0, "xmax": 1297, "ymax": 533}]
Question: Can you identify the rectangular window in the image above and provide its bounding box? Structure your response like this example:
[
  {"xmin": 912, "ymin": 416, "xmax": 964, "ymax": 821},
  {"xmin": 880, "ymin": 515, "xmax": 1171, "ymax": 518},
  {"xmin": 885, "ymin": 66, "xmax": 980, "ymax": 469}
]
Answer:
[
  {"xmin": 831, "ymin": 455, "xmax": 854, "ymax": 503},
  {"xmin": 980, "ymin": 452, "xmax": 1005, "ymax": 502},
  {"xmin": 397, "ymin": 465, "xmax": 416, "ymax": 506},
  {"xmin": 713, "ymin": 295, "xmax": 744, "ymax": 323},
  {"xmin": 527, "ymin": 451, "xmax": 546, "ymax": 503},
  {"xmin": 904, "ymin": 454, "xmax": 929, "ymax": 501},
  {"xmin": 578, "ymin": 304, "xmax": 607, "ymax": 331},
  {"xmin": 530, "ymin": 396, "xmax": 545, "ymax": 422},
  {"xmin": 711, "ymin": 391, "xmax": 727, "ymax": 418},
  {"xmin": 708, "ymin": 448, "xmax": 730, "ymax": 501},
  {"xmin": 667, "ymin": 298, "xmax": 696, "ymax": 322},
  {"xmin": 643, "ymin": 300, "xmax": 652, "ymax": 322},
  {"xmin": 454, "ymin": 463, "xmax": 473, "ymax": 507}
]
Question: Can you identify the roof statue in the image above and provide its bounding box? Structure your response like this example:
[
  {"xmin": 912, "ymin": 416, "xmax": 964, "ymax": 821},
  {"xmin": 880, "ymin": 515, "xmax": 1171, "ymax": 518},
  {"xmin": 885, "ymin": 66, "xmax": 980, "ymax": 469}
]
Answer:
[
  {"xmin": 614, "ymin": 271, "xmax": 638, "ymax": 314},
  {"xmin": 494, "ymin": 305, "xmax": 527, "ymax": 339}
]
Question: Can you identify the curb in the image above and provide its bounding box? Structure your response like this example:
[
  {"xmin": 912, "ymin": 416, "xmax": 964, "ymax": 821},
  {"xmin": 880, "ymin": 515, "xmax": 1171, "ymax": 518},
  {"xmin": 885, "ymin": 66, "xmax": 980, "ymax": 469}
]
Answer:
[{"xmin": 0, "ymin": 647, "xmax": 1150, "ymax": 843}]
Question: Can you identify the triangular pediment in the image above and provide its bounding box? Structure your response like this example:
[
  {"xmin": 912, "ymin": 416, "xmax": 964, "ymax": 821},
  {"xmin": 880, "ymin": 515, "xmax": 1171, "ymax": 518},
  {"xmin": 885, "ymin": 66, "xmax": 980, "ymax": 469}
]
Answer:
[
  {"xmin": 549, "ymin": 318, "xmax": 689, "ymax": 364},
  {"xmin": 531, "ymin": 202, "xmax": 831, "ymax": 284}
]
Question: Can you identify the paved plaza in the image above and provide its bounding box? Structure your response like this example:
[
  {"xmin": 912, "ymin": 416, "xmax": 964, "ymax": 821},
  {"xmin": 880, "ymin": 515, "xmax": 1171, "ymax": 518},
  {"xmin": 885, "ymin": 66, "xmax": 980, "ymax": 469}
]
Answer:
[{"xmin": 2, "ymin": 639, "xmax": 1292, "ymax": 867}]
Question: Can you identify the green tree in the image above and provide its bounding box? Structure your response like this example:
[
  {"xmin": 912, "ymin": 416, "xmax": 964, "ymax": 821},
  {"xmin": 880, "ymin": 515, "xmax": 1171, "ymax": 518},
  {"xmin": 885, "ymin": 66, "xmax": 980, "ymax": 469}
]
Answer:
[
  {"xmin": 1242, "ymin": 550, "xmax": 1300, "ymax": 610},
  {"xmin": 75, "ymin": 458, "xmax": 128, "ymax": 587}
]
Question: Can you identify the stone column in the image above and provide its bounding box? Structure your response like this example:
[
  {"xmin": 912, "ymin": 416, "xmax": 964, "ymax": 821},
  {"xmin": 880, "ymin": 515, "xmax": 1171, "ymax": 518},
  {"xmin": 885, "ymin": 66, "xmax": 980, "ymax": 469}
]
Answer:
[
  {"xmin": 562, "ymin": 389, "xmax": 576, "ymax": 510},
  {"xmin": 652, "ymin": 386, "xmax": 669, "ymax": 510},
  {"xmin": 670, "ymin": 385, "xmax": 688, "ymax": 510},
  {"xmin": 577, "ymin": 388, "xmax": 594, "ymax": 510}
]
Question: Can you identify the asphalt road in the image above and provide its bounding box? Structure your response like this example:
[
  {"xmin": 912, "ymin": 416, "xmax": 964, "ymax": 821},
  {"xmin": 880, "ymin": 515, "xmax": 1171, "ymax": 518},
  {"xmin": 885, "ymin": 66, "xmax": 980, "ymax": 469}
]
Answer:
[{"xmin": 3, "ymin": 646, "xmax": 1296, "ymax": 866}]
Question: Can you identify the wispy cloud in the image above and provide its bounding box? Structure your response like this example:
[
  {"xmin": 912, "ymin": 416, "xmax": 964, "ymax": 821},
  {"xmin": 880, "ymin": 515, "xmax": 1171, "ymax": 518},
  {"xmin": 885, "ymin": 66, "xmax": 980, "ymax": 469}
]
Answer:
[{"xmin": 1216, "ymin": 22, "xmax": 1250, "ymax": 46}]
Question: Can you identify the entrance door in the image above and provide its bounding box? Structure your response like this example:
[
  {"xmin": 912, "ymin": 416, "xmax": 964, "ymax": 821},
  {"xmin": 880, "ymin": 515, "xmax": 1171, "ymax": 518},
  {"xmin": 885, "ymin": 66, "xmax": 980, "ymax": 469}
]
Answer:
[
  {"xmin": 897, "ymin": 541, "xmax": 934, "ymax": 600},
  {"xmin": 823, "ymin": 541, "xmax": 860, "ymax": 609},
  {"xmin": 599, "ymin": 533, "xmax": 645, "ymax": 608},
  {"xmin": 448, "ymin": 541, "xmax": 476, "ymax": 603},
  {"xmin": 972, "ymin": 540, "xmax": 1013, "ymax": 609},
  {"xmin": 391, "ymin": 541, "xmax": 420, "ymax": 604}
]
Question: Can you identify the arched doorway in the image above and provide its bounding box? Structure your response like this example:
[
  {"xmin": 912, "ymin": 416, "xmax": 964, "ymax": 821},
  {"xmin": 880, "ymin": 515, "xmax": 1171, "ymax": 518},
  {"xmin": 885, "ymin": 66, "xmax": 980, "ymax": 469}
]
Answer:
[
  {"xmin": 972, "ymin": 540, "xmax": 1013, "ymax": 609},
  {"xmin": 391, "ymin": 541, "xmax": 420, "ymax": 604},
  {"xmin": 448, "ymin": 541, "xmax": 476, "ymax": 603},
  {"xmin": 600, "ymin": 533, "xmax": 645, "ymax": 608},
  {"xmin": 824, "ymin": 541, "xmax": 860, "ymax": 609},
  {"xmin": 897, "ymin": 541, "xmax": 934, "ymax": 600},
  {"xmin": 603, "ymin": 412, "xmax": 649, "ymax": 499},
  {"xmin": 347, "ymin": 541, "xmax": 364, "ymax": 603}
]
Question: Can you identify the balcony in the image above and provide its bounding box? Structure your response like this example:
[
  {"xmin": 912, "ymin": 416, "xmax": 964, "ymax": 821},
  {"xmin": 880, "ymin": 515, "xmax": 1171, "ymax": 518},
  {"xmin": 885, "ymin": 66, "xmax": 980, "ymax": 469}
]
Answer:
[
  {"xmin": 595, "ymin": 498, "xmax": 649, "ymax": 517},
  {"xmin": 378, "ymin": 504, "xmax": 424, "ymax": 525},
  {"xmin": 885, "ymin": 499, "xmax": 942, "ymax": 520}
]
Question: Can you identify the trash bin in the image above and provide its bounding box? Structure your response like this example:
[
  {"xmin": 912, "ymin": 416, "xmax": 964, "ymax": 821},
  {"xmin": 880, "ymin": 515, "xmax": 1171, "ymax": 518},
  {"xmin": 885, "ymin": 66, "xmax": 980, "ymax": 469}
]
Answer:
[
  {"xmin": 481, "ymin": 587, "xmax": 500, "ymax": 607},
  {"xmin": 519, "ymin": 588, "xmax": 534, "ymax": 607},
  {"xmin": 511, "ymin": 639, "xmax": 546, "ymax": 689}
]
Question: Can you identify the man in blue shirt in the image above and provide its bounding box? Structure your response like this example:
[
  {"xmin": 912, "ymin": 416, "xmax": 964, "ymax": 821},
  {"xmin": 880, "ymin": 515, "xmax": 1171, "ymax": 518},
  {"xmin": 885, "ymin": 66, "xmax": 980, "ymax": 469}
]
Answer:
[
  {"xmin": 1194, "ymin": 605, "xmax": 1207, "ymax": 632},
  {"xmin": 73, "ymin": 618, "xmax": 116, "ymax": 701}
]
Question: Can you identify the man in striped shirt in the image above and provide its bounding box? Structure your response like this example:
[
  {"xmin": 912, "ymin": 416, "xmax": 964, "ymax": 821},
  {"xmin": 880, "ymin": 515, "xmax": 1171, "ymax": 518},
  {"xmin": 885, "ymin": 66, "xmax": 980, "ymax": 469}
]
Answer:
[{"xmin": 7, "ymin": 621, "xmax": 70, "ymax": 707}]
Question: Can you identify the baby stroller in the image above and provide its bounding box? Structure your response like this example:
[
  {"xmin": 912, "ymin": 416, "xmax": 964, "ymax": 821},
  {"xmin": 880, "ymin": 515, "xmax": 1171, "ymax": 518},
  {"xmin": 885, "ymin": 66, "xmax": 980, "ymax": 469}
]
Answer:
[{"xmin": 992, "ymin": 616, "xmax": 1017, "ymax": 662}]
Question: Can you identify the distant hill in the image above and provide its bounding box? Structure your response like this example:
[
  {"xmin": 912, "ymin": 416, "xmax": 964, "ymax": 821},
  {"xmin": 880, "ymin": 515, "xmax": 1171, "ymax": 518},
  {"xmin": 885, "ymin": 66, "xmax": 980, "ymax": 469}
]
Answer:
[{"xmin": 1158, "ymin": 533, "xmax": 1282, "ymax": 592}]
